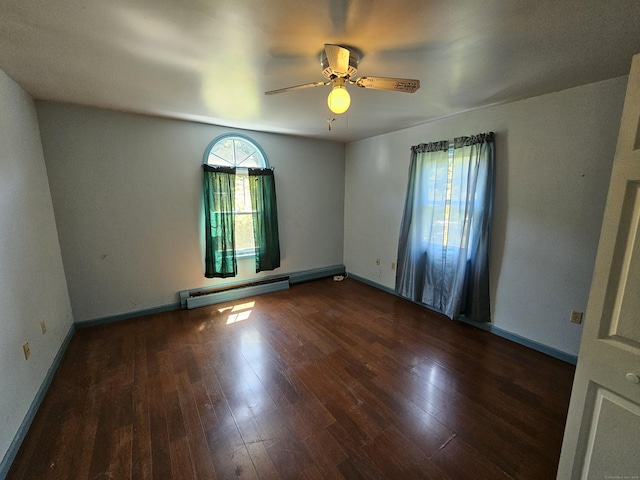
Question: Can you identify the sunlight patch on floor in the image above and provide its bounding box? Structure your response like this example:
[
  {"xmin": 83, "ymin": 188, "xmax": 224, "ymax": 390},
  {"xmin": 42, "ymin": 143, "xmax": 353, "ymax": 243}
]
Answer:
[{"xmin": 220, "ymin": 301, "xmax": 255, "ymax": 325}]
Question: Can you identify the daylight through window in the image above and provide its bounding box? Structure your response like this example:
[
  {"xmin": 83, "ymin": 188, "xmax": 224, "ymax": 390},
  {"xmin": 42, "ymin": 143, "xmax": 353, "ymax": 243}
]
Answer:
[{"xmin": 205, "ymin": 135, "xmax": 268, "ymax": 256}]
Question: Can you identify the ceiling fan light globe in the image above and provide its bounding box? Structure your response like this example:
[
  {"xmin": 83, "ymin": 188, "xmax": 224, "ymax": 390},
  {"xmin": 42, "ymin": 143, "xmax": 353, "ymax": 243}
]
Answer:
[{"xmin": 327, "ymin": 86, "xmax": 350, "ymax": 115}]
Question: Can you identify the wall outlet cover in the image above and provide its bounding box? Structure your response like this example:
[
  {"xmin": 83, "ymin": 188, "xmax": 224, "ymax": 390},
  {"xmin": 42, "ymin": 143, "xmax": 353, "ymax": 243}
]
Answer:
[{"xmin": 570, "ymin": 310, "xmax": 583, "ymax": 324}]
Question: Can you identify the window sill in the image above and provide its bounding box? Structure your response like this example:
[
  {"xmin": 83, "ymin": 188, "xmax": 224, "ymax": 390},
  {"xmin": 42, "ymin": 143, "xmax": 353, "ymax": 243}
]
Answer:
[{"xmin": 236, "ymin": 250, "xmax": 256, "ymax": 260}]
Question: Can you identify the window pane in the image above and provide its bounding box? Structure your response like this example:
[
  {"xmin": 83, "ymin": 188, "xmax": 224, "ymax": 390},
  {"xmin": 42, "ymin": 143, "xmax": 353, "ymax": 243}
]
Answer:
[
  {"xmin": 208, "ymin": 139, "xmax": 235, "ymax": 165},
  {"xmin": 235, "ymin": 212, "xmax": 255, "ymax": 251},
  {"xmin": 234, "ymin": 174, "xmax": 253, "ymax": 213},
  {"xmin": 234, "ymin": 140, "xmax": 254, "ymax": 166},
  {"xmin": 447, "ymin": 153, "xmax": 469, "ymax": 247},
  {"xmin": 237, "ymin": 153, "xmax": 262, "ymax": 168}
]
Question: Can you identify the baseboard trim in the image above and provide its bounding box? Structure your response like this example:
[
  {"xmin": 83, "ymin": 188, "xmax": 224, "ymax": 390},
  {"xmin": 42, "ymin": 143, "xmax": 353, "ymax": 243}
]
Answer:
[
  {"xmin": 346, "ymin": 272, "xmax": 578, "ymax": 365},
  {"xmin": 289, "ymin": 264, "xmax": 345, "ymax": 285},
  {"xmin": 347, "ymin": 273, "xmax": 397, "ymax": 295},
  {"xmin": 456, "ymin": 316, "xmax": 578, "ymax": 365},
  {"xmin": 0, "ymin": 322, "xmax": 76, "ymax": 479},
  {"xmin": 75, "ymin": 303, "xmax": 181, "ymax": 329}
]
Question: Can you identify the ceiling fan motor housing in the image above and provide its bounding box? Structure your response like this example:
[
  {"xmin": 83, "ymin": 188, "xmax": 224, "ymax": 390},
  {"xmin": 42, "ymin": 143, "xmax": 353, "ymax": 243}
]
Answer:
[{"xmin": 321, "ymin": 46, "xmax": 361, "ymax": 79}]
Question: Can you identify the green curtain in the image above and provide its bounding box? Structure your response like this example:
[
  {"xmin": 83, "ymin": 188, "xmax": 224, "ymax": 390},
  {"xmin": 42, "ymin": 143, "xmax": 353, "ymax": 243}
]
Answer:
[
  {"xmin": 248, "ymin": 168, "xmax": 281, "ymax": 272},
  {"xmin": 203, "ymin": 165, "xmax": 237, "ymax": 278}
]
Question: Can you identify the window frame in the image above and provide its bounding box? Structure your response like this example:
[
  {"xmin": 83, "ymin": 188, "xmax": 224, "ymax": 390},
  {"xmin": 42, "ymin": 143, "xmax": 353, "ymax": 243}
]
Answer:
[
  {"xmin": 203, "ymin": 133, "xmax": 269, "ymax": 169},
  {"xmin": 203, "ymin": 133, "xmax": 269, "ymax": 258}
]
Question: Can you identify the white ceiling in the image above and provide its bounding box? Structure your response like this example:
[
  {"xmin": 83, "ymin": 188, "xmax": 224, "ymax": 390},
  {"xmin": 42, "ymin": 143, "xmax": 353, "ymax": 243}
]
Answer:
[{"xmin": 1, "ymin": 0, "xmax": 639, "ymax": 143}]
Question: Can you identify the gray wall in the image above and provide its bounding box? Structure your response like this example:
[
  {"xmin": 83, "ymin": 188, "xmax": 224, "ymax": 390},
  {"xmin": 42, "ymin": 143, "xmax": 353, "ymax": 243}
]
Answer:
[
  {"xmin": 0, "ymin": 71, "xmax": 73, "ymax": 469},
  {"xmin": 36, "ymin": 103, "xmax": 346, "ymax": 323},
  {"xmin": 344, "ymin": 77, "xmax": 627, "ymax": 356}
]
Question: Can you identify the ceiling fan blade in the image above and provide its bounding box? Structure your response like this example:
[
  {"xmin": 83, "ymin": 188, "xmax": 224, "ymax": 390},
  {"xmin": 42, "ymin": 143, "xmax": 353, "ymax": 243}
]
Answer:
[
  {"xmin": 355, "ymin": 76, "xmax": 421, "ymax": 93},
  {"xmin": 265, "ymin": 81, "xmax": 329, "ymax": 95},
  {"xmin": 324, "ymin": 44, "xmax": 350, "ymax": 75}
]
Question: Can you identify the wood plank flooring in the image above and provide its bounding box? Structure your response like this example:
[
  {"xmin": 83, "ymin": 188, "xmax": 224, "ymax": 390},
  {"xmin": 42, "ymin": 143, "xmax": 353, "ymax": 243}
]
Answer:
[{"xmin": 7, "ymin": 278, "xmax": 575, "ymax": 479}]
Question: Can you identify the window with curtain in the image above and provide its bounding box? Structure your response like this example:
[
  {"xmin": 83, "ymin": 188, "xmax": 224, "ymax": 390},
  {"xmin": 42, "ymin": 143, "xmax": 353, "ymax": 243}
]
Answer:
[
  {"xmin": 203, "ymin": 134, "xmax": 280, "ymax": 278},
  {"xmin": 396, "ymin": 132, "xmax": 495, "ymax": 323}
]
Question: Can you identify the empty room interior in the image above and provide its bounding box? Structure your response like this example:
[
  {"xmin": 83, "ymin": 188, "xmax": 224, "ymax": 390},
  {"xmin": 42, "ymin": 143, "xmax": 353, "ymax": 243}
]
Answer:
[{"xmin": 2, "ymin": 1, "xmax": 640, "ymax": 479}]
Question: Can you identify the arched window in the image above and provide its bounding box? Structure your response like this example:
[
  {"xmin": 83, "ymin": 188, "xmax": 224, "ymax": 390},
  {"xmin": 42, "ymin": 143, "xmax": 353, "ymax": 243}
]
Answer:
[
  {"xmin": 205, "ymin": 134, "xmax": 268, "ymax": 169},
  {"xmin": 202, "ymin": 134, "xmax": 280, "ymax": 278},
  {"xmin": 204, "ymin": 135, "xmax": 268, "ymax": 259}
]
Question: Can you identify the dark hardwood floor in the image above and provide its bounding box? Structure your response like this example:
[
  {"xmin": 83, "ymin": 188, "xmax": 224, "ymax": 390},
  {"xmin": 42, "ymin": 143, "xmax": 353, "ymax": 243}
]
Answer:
[{"xmin": 7, "ymin": 278, "xmax": 575, "ymax": 479}]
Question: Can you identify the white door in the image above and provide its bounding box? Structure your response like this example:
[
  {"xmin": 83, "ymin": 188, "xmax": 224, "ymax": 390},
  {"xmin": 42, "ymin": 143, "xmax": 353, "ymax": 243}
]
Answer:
[{"xmin": 557, "ymin": 53, "xmax": 640, "ymax": 479}]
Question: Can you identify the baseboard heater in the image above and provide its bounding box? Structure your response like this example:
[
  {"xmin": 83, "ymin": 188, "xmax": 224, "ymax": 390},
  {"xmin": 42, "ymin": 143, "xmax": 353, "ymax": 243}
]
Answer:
[
  {"xmin": 179, "ymin": 264, "xmax": 345, "ymax": 310},
  {"xmin": 181, "ymin": 276, "xmax": 290, "ymax": 309}
]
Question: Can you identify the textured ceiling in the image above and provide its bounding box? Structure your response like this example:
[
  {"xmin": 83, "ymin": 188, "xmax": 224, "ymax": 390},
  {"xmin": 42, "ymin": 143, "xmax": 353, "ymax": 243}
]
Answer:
[{"xmin": 1, "ymin": 0, "xmax": 639, "ymax": 142}]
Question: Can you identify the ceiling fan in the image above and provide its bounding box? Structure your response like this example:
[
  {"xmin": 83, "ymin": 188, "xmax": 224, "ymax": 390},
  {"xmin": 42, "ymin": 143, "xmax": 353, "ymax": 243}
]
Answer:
[{"xmin": 265, "ymin": 44, "xmax": 420, "ymax": 115}]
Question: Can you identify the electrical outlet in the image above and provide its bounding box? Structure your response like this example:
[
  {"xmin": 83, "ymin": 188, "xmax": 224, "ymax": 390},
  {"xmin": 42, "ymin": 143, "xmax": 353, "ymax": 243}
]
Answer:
[
  {"xmin": 40, "ymin": 320, "xmax": 47, "ymax": 335},
  {"xmin": 570, "ymin": 310, "xmax": 583, "ymax": 324},
  {"xmin": 375, "ymin": 258, "xmax": 381, "ymax": 266},
  {"xmin": 23, "ymin": 343, "xmax": 30, "ymax": 360}
]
